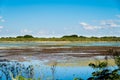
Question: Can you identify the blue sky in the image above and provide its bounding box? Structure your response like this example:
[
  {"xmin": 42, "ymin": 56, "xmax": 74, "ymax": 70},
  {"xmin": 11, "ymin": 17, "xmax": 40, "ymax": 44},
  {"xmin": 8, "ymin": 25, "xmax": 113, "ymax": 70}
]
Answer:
[{"xmin": 0, "ymin": 0, "xmax": 120, "ymax": 37}]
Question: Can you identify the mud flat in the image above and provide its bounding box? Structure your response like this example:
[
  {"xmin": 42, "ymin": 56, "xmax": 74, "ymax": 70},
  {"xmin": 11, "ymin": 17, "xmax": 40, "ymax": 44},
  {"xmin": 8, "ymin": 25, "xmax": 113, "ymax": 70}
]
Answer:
[{"xmin": 0, "ymin": 46, "xmax": 119, "ymax": 62}]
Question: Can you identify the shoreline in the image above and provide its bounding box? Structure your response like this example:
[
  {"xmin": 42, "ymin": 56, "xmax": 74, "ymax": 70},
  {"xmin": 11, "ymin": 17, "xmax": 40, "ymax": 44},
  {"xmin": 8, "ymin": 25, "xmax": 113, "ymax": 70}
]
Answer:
[{"xmin": 0, "ymin": 41, "xmax": 120, "ymax": 43}]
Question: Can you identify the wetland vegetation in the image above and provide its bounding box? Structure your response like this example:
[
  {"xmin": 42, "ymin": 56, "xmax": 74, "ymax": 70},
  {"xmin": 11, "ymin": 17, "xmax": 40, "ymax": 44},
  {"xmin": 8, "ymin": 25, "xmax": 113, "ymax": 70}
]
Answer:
[{"xmin": 0, "ymin": 35, "xmax": 120, "ymax": 41}]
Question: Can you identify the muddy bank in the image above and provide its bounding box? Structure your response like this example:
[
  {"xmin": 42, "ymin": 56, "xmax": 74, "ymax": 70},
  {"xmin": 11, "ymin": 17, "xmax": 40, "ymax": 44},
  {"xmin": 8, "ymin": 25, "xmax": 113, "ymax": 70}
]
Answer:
[
  {"xmin": 0, "ymin": 46, "xmax": 120, "ymax": 56},
  {"xmin": 0, "ymin": 46, "xmax": 119, "ymax": 61}
]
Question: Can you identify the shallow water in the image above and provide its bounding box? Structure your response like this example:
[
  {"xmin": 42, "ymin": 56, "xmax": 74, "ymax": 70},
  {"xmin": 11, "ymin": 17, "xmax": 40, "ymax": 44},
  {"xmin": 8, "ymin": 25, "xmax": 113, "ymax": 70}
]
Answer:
[
  {"xmin": 65, "ymin": 42, "xmax": 120, "ymax": 47},
  {"xmin": 0, "ymin": 42, "xmax": 119, "ymax": 80},
  {"xmin": 0, "ymin": 41, "xmax": 120, "ymax": 49},
  {"xmin": 0, "ymin": 60, "xmax": 117, "ymax": 80}
]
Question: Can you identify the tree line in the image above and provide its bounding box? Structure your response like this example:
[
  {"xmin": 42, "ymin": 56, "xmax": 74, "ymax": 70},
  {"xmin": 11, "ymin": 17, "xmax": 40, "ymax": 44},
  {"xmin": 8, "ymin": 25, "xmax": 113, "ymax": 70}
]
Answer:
[{"xmin": 0, "ymin": 34, "xmax": 120, "ymax": 41}]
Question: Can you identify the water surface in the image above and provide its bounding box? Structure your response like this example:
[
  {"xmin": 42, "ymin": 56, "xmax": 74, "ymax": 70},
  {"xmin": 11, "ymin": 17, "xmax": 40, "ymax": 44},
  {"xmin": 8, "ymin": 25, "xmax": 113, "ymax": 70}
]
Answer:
[
  {"xmin": 0, "ymin": 41, "xmax": 120, "ymax": 48},
  {"xmin": 0, "ymin": 41, "xmax": 119, "ymax": 80}
]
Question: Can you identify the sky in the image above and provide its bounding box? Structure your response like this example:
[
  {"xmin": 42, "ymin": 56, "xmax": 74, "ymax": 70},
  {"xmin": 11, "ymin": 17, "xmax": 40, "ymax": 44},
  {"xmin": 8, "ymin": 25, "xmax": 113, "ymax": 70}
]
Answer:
[{"xmin": 0, "ymin": 0, "xmax": 120, "ymax": 37}]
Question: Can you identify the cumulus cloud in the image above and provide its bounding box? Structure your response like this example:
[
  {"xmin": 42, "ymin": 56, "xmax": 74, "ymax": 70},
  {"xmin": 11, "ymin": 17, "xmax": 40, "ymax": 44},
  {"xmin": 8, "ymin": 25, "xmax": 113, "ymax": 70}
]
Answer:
[
  {"xmin": 0, "ymin": 16, "xmax": 4, "ymax": 32},
  {"xmin": 100, "ymin": 20, "xmax": 120, "ymax": 27},
  {"xmin": 80, "ymin": 22, "xmax": 102, "ymax": 30},
  {"xmin": 0, "ymin": 26, "xmax": 3, "ymax": 32},
  {"xmin": 21, "ymin": 29, "xmax": 32, "ymax": 34},
  {"xmin": 0, "ymin": 16, "xmax": 5, "ymax": 22},
  {"xmin": 116, "ymin": 15, "xmax": 120, "ymax": 18},
  {"xmin": 0, "ymin": 16, "xmax": 2, "ymax": 19},
  {"xmin": 0, "ymin": 26, "xmax": 3, "ymax": 29},
  {"xmin": 80, "ymin": 15, "xmax": 120, "ymax": 30},
  {"xmin": 37, "ymin": 30, "xmax": 57, "ymax": 37},
  {"xmin": 37, "ymin": 30, "xmax": 50, "ymax": 37},
  {"xmin": 63, "ymin": 27, "xmax": 68, "ymax": 30},
  {"xmin": 0, "ymin": 19, "xmax": 5, "ymax": 22},
  {"xmin": 38, "ymin": 30, "xmax": 48, "ymax": 35}
]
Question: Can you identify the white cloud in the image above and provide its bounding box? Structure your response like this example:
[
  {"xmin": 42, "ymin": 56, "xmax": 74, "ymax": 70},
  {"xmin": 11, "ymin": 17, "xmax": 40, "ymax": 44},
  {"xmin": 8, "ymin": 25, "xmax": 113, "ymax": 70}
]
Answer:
[
  {"xmin": 0, "ymin": 26, "xmax": 3, "ymax": 32},
  {"xmin": 38, "ymin": 30, "xmax": 48, "ymax": 35},
  {"xmin": 80, "ymin": 22, "xmax": 101, "ymax": 30},
  {"xmin": 0, "ymin": 16, "xmax": 2, "ymax": 19},
  {"xmin": 0, "ymin": 16, "xmax": 4, "ymax": 31},
  {"xmin": 116, "ymin": 15, "xmax": 120, "ymax": 18},
  {"xmin": 37, "ymin": 30, "xmax": 58, "ymax": 37},
  {"xmin": 80, "ymin": 17, "xmax": 120, "ymax": 31},
  {"xmin": 21, "ymin": 29, "xmax": 32, "ymax": 34},
  {"xmin": 63, "ymin": 27, "xmax": 68, "ymax": 30},
  {"xmin": 1, "ymin": 19, "xmax": 5, "ymax": 22},
  {"xmin": 0, "ymin": 26, "xmax": 3, "ymax": 29},
  {"xmin": 100, "ymin": 20, "xmax": 120, "ymax": 27},
  {"xmin": 51, "ymin": 31, "xmax": 55, "ymax": 35},
  {"xmin": 0, "ymin": 16, "xmax": 5, "ymax": 22}
]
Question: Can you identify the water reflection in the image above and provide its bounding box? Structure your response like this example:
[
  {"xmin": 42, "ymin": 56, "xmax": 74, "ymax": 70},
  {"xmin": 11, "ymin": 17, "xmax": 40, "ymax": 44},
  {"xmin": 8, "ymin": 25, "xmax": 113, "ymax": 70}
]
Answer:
[
  {"xmin": 0, "ymin": 60, "xmax": 92, "ymax": 80},
  {"xmin": 0, "ymin": 60, "xmax": 116, "ymax": 80}
]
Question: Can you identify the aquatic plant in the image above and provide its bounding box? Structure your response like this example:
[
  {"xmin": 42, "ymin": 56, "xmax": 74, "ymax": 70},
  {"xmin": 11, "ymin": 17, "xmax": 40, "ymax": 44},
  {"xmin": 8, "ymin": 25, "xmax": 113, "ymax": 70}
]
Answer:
[
  {"xmin": 0, "ymin": 61, "xmax": 36, "ymax": 80},
  {"xmin": 74, "ymin": 49, "xmax": 120, "ymax": 80},
  {"xmin": 88, "ymin": 61, "xmax": 120, "ymax": 80},
  {"xmin": 50, "ymin": 61, "xmax": 57, "ymax": 80},
  {"xmin": 88, "ymin": 49, "xmax": 120, "ymax": 80}
]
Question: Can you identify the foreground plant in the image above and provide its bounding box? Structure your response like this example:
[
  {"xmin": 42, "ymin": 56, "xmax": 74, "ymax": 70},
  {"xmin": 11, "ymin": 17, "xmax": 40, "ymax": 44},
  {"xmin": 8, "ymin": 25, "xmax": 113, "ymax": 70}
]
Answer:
[
  {"xmin": 74, "ymin": 49, "xmax": 120, "ymax": 80},
  {"xmin": 0, "ymin": 61, "xmax": 36, "ymax": 80},
  {"xmin": 88, "ymin": 61, "xmax": 120, "ymax": 80}
]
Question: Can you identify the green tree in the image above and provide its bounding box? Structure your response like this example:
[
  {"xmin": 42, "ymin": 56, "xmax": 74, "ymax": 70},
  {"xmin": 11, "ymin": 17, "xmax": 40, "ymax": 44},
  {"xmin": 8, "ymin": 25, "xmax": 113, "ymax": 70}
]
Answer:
[
  {"xmin": 16, "ymin": 36, "xmax": 24, "ymax": 38},
  {"xmin": 23, "ymin": 35, "xmax": 34, "ymax": 38},
  {"xmin": 62, "ymin": 34, "xmax": 78, "ymax": 38}
]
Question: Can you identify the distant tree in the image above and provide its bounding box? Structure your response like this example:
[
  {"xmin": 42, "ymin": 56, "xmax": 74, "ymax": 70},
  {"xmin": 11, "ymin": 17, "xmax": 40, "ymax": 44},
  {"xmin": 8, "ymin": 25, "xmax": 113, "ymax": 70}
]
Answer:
[
  {"xmin": 79, "ymin": 36, "xmax": 86, "ymax": 38},
  {"xmin": 1, "ymin": 37, "xmax": 5, "ymax": 39},
  {"xmin": 62, "ymin": 34, "xmax": 78, "ymax": 38},
  {"xmin": 90, "ymin": 36, "xmax": 98, "ymax": 39},
  {"xmin": 70, "ymin": 35, "xmax": 78, "ymax": 37},
  {"xmin": 8, "ymin": 37, "xmax": 15, "ymax": 38},
  {"xmin": 16, "ymin": 36, "xmax": 24, "ymax": 38},
  {"xmin": 23, "ymin": 35, "xmax": 34, "ymax": 38}
]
